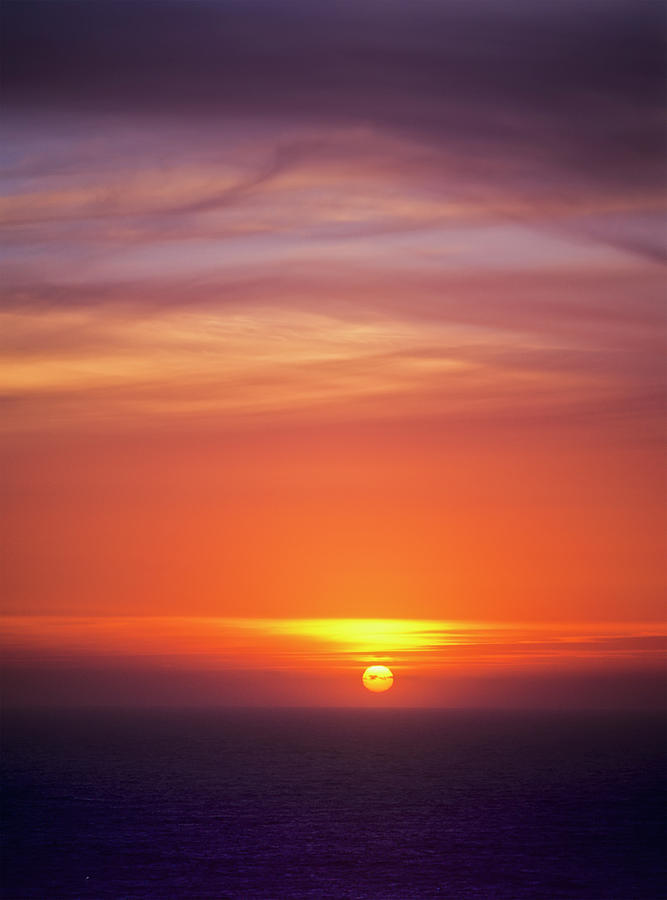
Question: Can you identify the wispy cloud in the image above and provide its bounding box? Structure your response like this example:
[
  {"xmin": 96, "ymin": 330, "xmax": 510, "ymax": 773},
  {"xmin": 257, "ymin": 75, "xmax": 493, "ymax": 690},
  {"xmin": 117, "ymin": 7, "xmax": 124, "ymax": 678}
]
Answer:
[{"xmin": 2, "ymin": 261, "xmax": 663, "ymax": 435}]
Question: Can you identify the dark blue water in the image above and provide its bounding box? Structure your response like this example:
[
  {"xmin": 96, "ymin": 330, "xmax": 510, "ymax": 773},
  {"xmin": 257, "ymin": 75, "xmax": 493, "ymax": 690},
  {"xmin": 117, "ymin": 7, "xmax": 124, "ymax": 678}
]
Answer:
[{"xmin": 2, "ymin": 709, "xmax": 665, "ymax": 899}]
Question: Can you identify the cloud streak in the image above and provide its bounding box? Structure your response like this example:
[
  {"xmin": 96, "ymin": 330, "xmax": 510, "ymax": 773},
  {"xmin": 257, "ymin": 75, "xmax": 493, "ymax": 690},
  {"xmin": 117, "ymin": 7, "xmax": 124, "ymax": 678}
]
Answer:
[{"xmin": 3, "ymin": 616, "xmax": 665, "ymax": 670}]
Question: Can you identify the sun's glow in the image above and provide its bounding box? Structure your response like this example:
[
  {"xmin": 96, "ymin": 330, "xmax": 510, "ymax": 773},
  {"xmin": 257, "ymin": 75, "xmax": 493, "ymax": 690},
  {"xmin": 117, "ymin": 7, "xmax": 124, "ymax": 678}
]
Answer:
[
  {"xmin": 362, "ymin": 664, "xmax": 394, "ymax": 692},
  {"xmin": 247, "ymin": 618, "xmax": 459, "ymax": 652}
]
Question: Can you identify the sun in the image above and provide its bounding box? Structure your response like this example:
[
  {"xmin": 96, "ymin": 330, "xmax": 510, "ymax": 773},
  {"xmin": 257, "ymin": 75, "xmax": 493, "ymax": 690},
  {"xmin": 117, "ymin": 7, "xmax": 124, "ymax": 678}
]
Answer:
[{"xmin": 362, "ymin": 665, "xmax": 394, "ymax": 693}]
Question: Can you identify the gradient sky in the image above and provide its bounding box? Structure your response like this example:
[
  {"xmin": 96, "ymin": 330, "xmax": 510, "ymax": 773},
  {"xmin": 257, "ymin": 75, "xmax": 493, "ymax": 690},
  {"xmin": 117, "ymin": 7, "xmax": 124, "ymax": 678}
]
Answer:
[{"xmin": 1, "ymin": 0, "xmax": 665, "ymax": 706}]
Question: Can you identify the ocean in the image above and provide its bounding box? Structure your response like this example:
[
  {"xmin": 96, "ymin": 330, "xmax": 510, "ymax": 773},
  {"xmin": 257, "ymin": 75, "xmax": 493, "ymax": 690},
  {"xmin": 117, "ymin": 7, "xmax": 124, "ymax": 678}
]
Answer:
[{"xmin": 2, "ymin": 709, "xmax": 665, "ymax": 899}]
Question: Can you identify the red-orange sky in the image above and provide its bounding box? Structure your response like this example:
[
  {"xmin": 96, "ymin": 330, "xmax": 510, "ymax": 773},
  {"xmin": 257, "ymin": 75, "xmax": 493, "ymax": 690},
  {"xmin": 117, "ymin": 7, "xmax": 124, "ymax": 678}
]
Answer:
[{"xmin": 1, "ymin": 0, "xmax": 665, "ymax": 706}]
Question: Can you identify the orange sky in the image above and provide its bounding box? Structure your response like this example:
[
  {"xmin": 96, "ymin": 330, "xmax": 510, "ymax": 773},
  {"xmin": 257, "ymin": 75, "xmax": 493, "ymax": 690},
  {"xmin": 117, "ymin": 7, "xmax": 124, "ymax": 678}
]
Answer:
[{"xmin": 3, "ymin": 415, "xmax": 664, "ymax": 622}]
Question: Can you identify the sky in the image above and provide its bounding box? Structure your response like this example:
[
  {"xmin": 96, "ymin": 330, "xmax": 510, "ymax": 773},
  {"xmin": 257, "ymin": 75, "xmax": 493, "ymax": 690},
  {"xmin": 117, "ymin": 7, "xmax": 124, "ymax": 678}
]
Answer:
[{"xmin": 1, "ymin": 0, "xmax": 665, "ymax": 706}]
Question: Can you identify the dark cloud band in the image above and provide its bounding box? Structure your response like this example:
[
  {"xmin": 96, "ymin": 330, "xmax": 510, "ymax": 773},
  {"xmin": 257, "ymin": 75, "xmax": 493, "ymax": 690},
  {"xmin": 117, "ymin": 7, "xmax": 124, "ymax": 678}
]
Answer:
[{"xmin": 3, "ymin": 0, "xmax": 665, "ymax": 193}]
